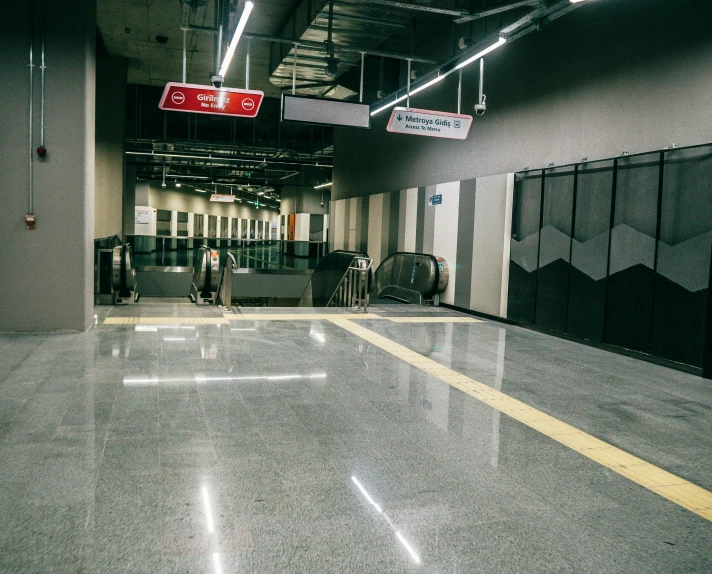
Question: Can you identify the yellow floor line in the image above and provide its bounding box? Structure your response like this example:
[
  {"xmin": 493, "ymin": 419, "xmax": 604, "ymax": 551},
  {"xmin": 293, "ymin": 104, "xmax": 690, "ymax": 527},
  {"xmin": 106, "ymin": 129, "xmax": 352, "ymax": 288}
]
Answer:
[
  {"xmin": 226, "ymin": 313, "xmax": 483, "ymax": 323},
  {"xmin": 226, "ymin": 313, "xmax": 384, "ymax": 321},
  {"xmin": 386, "ymin": 316, "xmax": 483, "ymax": 323},
  {"xmin": 328, "ymin": 317, "xmax": 712, "ymax": 523},
  {"xmin": 104, "ymin": 317, "xmax": 229, "ymax": 325}
]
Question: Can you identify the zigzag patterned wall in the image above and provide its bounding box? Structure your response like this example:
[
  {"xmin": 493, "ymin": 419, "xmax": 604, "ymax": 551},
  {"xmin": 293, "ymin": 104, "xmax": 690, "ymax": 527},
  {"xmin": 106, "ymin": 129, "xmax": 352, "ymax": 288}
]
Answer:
[{"xmin": 508, "ymin": 146, "xmax": 712, "ymax": 369}]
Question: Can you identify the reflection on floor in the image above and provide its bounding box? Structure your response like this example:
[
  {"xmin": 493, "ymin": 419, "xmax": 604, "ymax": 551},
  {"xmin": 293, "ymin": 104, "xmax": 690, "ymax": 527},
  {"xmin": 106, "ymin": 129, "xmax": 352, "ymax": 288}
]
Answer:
[{"xmin": 0, "ymin": 301, "xmax": 710, "ymax": 572}]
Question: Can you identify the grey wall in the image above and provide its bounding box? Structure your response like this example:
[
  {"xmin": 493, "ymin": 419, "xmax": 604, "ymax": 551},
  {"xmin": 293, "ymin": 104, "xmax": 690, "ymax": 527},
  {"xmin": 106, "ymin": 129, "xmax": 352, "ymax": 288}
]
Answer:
[
  {"xmin": 0, "ymin": 0, "xmax": 95, "ymax": 332},
  {"xmin": 95, "ymin": 56, "xmax": 127, "ymax": 239},
  {"xmin": 332, "ymin": 0, "xmax": 712, "ymax": 199},
  {"xmin": 280, "ymin": 186, "xmax": 330, "ymax": 216}
]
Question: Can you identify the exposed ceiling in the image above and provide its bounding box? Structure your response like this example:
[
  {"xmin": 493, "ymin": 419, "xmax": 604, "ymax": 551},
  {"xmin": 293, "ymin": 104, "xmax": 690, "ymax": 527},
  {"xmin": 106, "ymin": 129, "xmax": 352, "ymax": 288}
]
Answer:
[{"xmin": 97, "ymin": 0, "xmax": 302, "ymax": 97}]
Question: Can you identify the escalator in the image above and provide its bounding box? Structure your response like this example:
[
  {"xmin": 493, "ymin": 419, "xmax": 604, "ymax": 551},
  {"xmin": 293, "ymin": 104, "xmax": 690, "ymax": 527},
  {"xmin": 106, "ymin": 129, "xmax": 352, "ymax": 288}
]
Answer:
[
  {"xmin": 373, "ymin": 252, "xmax": 449, "ymax": 305},
  {"xmin": 298, "ymin": 250, "xmax": 372, "ymax": 308},
  {"xmin": 95, "ymin": 239, "xmax": 139, "ymax": 304}
]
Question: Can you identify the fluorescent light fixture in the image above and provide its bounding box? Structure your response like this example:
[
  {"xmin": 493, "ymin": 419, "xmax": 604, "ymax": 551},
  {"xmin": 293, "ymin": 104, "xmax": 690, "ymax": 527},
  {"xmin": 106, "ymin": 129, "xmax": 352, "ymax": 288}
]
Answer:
[
  {"xmin": 454, "ymin": 37, "xmax": 506, "ymax": 70},
  {"xmin": 314, "ymin": 181, "xmax": 333, "ymax": 189},
  {"xmin": 570, "ymin": 0, "xmax": 587, "ymax": 2},
  {"xmin": 213, "ymin": 553, "xmax": 223, "ymax": 574},
  {"xmin": 195, "ymin": 188, "xmax": 207, "ymax": 193},
  {"xmin": 396, "ymin": 532, "xmax": 421, "ymax": 564},
  {"xmin": 371, "ymin": 38, "xmax": 505, "ymax": 116},
  {"xmin": 219, "ymin": 1, "xmax": 254, "ymax": 78},
  {"xmin": 371, "ymin": 93, "xmax": 408, "ymax": 116},
  {"xmin": 202, "ymin": 487, "xmax": 215, "ymax": 533}
]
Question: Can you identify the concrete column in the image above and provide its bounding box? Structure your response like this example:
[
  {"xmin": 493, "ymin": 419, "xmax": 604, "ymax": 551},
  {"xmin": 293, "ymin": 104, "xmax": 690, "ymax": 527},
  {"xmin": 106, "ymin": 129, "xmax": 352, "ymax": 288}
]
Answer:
[
  {"xmin": 95, "ymin": 56, "xmax": 127, "ymax": 239},
  {"xmin": 0, "ymin": 0, "xmax": 96, "ymax": 332}
]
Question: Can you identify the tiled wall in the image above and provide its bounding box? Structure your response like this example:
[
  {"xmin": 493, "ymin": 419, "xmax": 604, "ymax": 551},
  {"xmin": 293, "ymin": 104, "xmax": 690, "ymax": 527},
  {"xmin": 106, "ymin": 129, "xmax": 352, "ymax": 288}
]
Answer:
[{"xmin": 330, "ymin": 174, "xmax": 514, "ymax": 315}]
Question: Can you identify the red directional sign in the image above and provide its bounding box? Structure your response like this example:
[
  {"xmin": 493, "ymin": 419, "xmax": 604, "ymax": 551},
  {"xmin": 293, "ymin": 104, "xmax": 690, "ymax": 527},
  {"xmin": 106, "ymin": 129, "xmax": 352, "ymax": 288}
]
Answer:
[{"xmin": 158, "ymin": 82, "xmax": 264, "ymax": 118}]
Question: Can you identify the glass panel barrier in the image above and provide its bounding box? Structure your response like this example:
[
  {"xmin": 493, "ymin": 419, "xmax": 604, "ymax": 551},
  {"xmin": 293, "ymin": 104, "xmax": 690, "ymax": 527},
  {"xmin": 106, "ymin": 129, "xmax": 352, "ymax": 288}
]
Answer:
[{"xmin": 126, "ymin": 235, "xmax": 328, "ymax": 271}]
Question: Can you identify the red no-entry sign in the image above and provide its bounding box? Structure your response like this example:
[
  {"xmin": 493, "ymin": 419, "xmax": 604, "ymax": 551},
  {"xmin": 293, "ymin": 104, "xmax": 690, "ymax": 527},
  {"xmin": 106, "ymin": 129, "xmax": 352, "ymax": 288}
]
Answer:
[{"xmin": 158, "ymin": 82, "xmax": 264, "ymax": 118}]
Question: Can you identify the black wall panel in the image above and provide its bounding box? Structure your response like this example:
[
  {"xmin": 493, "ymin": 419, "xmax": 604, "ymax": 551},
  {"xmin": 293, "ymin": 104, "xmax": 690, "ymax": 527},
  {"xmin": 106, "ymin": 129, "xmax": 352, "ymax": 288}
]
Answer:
[
  {"xmin": 535, "ymin": 167, "xmax": 575, "ymax": 333},
  {"xmin": 566, "ymin": 160, "xmax": 614, "ymax": 342},
  {"xmin": 509, "ymin": 143, "xmax": 712, "ymax": 372},
  {"xmin": 604, "ymin": 153, "xmax": 660, "ymax": 353},
  {"xmin": 507, "ymin": 172, "xmax": 543, "ymax": 325},
  {"xmin": 651, "ymin": 148, "xmax": 712, "ymax": 366}
]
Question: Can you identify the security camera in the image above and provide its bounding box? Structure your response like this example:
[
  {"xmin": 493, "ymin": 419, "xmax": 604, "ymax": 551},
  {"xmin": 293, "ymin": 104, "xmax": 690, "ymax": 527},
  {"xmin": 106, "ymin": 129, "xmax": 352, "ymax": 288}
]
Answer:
[
  {"xmin": 161, "ymin": 182, "xmax": 166, "ymax": 188},
  {"xmin": 474, "ymin": 94, "xmax": 487, "ymax": 116},
  {"xmin": 325, "ymin": 56, "xmax": 339, "ymax": 77},
  {"xmin": 210, "ymin": 74, "xmax": 224, "ymax": 88}
]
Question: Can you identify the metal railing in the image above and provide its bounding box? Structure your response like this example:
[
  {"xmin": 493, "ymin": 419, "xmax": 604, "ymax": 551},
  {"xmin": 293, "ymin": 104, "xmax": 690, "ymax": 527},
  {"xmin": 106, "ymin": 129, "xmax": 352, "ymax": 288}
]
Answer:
[
  {"xmin": 216, "ymin": 253, "xmax": 238, "ymax": 309},
  {"xmin": 326, "ymin": 257, "xmax": 373, "ymax": 313}
]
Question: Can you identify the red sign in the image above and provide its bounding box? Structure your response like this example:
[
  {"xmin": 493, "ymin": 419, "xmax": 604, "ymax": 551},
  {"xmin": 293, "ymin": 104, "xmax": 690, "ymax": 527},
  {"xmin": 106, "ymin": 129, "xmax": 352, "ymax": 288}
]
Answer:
[{"xmin": 158, "ymin": 82, "xmax": 264, "ymax": 118}]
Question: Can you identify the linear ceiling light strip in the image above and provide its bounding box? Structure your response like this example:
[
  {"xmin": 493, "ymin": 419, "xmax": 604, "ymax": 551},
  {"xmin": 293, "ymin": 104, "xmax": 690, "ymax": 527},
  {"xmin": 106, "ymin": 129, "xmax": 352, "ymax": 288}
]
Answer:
[{"xmin": 219, "ymin": 1, "xmax": 254, "ymax": 78}]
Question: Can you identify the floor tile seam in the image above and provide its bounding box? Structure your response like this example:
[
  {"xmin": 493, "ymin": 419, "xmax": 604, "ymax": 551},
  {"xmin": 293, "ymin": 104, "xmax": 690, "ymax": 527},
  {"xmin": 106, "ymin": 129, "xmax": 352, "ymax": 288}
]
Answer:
[{"xmin": 328, "ymin": 318, "xmax": 712, "ymax": 524}]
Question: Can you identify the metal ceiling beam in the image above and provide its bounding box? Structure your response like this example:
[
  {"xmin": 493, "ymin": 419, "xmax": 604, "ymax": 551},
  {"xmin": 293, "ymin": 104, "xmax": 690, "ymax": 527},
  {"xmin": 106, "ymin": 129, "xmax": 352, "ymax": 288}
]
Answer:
[
  {"xmin": 308, "ymin": 24, "xmax": 392, "ymax": 40},
  {"xmin": 245, "ymin": 32, "xmax": 439, "ymax": 64},
  {"xmin": 454, "ymin": 0, "xmax": 539, "ymax": 24},
  {"xmin": 315, "ymin": 11, "xmax": 408, "ymax": 28},
  {"xmin": 334, "ymin": 0, "xmax": 468, "ymax": 17}
]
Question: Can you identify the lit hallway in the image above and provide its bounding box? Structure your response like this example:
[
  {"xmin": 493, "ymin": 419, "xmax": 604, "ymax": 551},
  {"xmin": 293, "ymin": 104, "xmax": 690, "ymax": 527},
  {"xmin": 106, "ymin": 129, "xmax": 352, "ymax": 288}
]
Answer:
[{"xmin": 0, "ymin": 301, "xmax": 710, "ymax": 572}]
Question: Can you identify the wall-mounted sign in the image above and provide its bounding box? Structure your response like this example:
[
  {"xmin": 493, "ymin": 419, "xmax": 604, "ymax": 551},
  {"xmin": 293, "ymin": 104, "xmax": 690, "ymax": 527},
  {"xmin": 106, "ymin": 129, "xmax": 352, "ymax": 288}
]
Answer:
[
  {"xmin": 428, "ymin": 194, "xmax": 443, "ymax": 206},
  {"xmin": 134, "ymin": 207, "xmax": 152, "ymax": 224},
  {"xmin": 159, "ymin": 82, "xmax": 264, "ymax": 118},
  {"xmin": 282, "ymin": 94, "xmax": 370, "ymax": 129},
  {"xmin": 210, "ymin": 194, "xmax": 236, "ymax": 203},
  {"xmin": 387, "ymin": 107, "xmax": 472, "ymax": 140}
]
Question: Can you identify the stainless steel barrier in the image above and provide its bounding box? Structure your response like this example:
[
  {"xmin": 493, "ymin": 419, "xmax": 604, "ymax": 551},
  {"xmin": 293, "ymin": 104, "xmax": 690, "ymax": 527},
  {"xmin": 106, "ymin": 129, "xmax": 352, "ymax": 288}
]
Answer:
[
  {"xmin": 216, "ymin": 252, "xmax": 238, "ymax": 309},
  {"xmin": 326, "ymin": 257, "xmax": 373, "ymax": 313}
]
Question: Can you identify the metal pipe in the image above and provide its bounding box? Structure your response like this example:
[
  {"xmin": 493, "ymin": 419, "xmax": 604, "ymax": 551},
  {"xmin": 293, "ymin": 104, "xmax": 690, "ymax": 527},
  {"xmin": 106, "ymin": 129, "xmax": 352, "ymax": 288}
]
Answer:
[
  {"xmin": 242, "ymin": 33, "xmax": 439, "ymax": 65},
  {"xmin": 292, "ymin": 44, "xmax": 297, "ymax": 95},
  {"xmin": 406, "ymin": 59, "xmax": 411, "ymax": 108},
  {"xmin": 182, "ymin": 28, "xmax": 187, "ymax": 83},
  {"xmin": 457, "ymin": 68, "xmax": 462, "ymax": 115},
  {"xmin": 479, "ymin": 58, "xmax": 484, "ymax": 105},
  {"xmin": 40, "ymin": 0, "xmax": 46, "ymax": 148},
  {"xmin": 359, "ymin": 52, "xmax": 364, "ymax": 102},
  {"xmin": 246, "ymin": 38, "xmax": 250, "ymax": 89},
  {"xmin": 28, "ymin": 0, "xmax": 34, "ymax": 215}
]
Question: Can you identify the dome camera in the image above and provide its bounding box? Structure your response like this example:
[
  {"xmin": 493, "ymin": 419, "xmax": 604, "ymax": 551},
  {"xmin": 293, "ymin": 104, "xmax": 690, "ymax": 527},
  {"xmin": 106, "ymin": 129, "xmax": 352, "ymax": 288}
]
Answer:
[
  {"xmin": 474, "ymin": 94, "xmax": 487, "ymax": 116},
  {"xmin": 325, "ymin": 56, "xmax": 339, "ymax": 77},
  {"xmin": 211, "ymin": 74, "xmax": 224, "ymax": 88}
]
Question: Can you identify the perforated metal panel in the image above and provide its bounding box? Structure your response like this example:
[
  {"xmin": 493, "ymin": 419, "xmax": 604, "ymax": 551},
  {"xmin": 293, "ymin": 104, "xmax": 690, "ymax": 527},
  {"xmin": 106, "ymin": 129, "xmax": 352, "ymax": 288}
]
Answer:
[
  {"xmin": 507, "ymin": 171, "xmax": 543, "ymax": 324},
  {"xmin": 605, "ymin": 152, "xmax": 661, "ymax": 353},
  {"xmin": 652, "ymin": 146, "xmax": 712, "ymax": 366},
  {"xmin": 567, "ymin": 160, "xmax": 614, "ymax": 342},
  {"xmin": 535, "ymin": 166, "xmax": 575, "ymax": 333}
]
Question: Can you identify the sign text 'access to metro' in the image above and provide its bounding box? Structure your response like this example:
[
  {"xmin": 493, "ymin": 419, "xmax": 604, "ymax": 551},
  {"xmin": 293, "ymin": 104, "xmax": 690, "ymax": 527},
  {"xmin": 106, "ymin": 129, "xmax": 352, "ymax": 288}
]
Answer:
[
  {"xmin": 158, "ymin": 82, "xmax": 264, "ymax": 118},
  {"xmin": 386, "ymin": 107, "xmax": 473, "ymax": 140}
]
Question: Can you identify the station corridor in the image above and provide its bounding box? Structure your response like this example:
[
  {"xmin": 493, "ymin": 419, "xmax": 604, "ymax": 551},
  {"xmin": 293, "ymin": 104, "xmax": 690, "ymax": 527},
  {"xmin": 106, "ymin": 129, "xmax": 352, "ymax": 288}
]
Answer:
[{"xmin": 0, "ymin": 301, "xmax": 710, "ymax": 572}]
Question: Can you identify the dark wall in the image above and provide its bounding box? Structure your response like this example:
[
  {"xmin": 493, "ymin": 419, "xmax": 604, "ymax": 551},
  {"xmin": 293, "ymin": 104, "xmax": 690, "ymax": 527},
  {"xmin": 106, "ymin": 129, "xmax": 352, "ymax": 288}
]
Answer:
[
  {"xmin": 332, "ymin": 0, "xmax": 712, "ymax": 199},
  {"xmin": 507, "ymin": 146, "xmax": 712, "ymax": 370}
]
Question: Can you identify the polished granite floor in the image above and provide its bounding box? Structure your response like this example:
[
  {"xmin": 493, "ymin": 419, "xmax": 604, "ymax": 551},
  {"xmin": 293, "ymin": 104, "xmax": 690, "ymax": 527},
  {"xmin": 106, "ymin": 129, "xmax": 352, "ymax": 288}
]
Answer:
[{"xmin": 0, "ymin": 300, "xmax": 711, "ymax": 572}]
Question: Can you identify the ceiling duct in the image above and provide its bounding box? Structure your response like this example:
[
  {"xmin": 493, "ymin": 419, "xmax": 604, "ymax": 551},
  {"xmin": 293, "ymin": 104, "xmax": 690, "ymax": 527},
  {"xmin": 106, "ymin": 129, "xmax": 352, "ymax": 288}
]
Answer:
[{"xmin": 269, "ymin": 0, "xmax": 412, "ymax": 99}]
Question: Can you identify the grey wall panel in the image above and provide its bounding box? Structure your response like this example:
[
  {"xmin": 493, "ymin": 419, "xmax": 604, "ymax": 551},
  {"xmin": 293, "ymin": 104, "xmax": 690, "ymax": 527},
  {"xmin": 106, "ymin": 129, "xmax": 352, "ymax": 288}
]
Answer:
[
  {"xmin": 0, "ymin": 0, "xmax": 96, "ymax": 332},
  {"xmin": 455, "ymin": 179, "xmax": 477, "ymax": 308},
  {"xmin": 415, "ymin": 187, "xmax": 426, "ymax": 252},
  {"xmin": 332, "ymin": 0, "xmax": 712, "ymax": 200},
  {"xmin": 388, "ymin": 190, "xmax": 401, "ymax": 256},
  {"xmin": 422, "ymin": 185, "xmax": 437, "ymax": 256}
]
